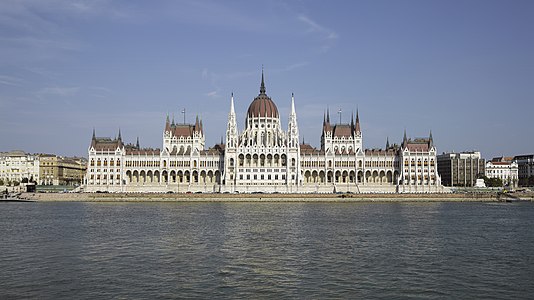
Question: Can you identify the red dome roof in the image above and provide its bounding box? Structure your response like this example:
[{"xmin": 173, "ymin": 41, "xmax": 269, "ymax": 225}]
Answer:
[
  {"xmin": 247, "ymin": 70, "xmax": 279, "ymax": 118},
  {"xmin": 247, "ymin": 94, "xmax": 278, "ymax": 118}
]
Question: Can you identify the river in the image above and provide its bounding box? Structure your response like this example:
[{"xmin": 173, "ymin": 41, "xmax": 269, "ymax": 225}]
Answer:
[{"xmin": 1, "ymin": 201, "xmax": 533, "ymax": 299}]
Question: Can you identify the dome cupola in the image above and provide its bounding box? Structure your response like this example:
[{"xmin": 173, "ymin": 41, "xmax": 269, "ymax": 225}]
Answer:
[{"xmin": 247, "ymin": 71, "xmax": 279, "ymax": 118}]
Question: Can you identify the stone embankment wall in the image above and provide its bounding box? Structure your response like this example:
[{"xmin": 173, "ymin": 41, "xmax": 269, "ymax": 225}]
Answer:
[{"xmin": 18, "ymin": 192, "xmax": 518, "ymax": 202}]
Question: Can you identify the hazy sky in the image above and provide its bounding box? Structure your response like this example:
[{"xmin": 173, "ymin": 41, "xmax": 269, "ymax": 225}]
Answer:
[{"xmin": 1, "ymin": 0, "xmax": 532, "ymax": 159}]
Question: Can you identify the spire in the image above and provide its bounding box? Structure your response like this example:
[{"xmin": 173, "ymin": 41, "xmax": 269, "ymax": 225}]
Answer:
[
  {"xmin": 92, "ymin": 128, "xmax": 96, "ymax": 140},
  {"xmin": 230, "ymin": 93, "xmax": 235, "ymax": 115},
  {"xmin": 386, "ymin": 136, "xmax": 390, "ymax": 149},
  {"xmin": 165, "ymin": 114, "xmax": 171, "ymax": 132},
  {"xmin": 171, "ymin": 113, "xmax": 175, "ymax": 126},
  {"xmin": 136, "ymin": 136, "xmax": 140, "ymax": 149},
  {"xmin": 195, "ymin": 114, "xmax": 200, "ymax": 132},
  {"xmin": 403, "ymin": 129, "xmax": 408, "ymax": 146},
  {"xmin": 326, "ymin": 107, "xmax": 330, "ymax": 123},
  {"xmin": 260, "ymin": 67, "xmax": 266, "ymax": 94},
  {"xmin": 355, "ymin": 108, "xmax": 361, "ymax": 133},
  {"xmin": 199, "ymin": 117, "xmax": 203, "ymax": 134},
  {"xmin": 429, "ymin": 130, "xmax": 433, "ymax": 147},
  {"xmin": 117, "ymin": 128, "xmax": 122, "ymax": 141}
]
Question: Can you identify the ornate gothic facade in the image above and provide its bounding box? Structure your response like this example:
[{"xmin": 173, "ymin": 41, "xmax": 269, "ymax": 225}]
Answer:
[{"xmin": 85, "ymin": 73, "xmax": 443, "ymax": 193}]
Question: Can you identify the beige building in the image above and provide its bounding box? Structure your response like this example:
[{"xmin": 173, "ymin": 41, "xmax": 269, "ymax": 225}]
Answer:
[{"xmin": 39, "ymin": 154, "xmax": 86, "ymax": 185}]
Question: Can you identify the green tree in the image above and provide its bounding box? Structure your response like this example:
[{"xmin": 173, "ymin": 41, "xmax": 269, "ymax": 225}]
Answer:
[
  {"xmin": 483, "ymin": 176, "xmax": 503, "ymax": 187},
  {"xmin": 0, "ymin": 179, "xmax": 4, "ymax": 186}
]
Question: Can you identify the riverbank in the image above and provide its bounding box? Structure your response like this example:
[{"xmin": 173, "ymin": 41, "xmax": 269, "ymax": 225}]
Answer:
[{"xmin": 18, "ymin": 191, "xmax": 534, "ymax": 202}]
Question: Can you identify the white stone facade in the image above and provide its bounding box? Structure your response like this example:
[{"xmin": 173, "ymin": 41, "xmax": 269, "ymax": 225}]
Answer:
[
  {"xmin": 0, "ymin": 151, "xmax": 40, "ymax": 184},
  {"xmin": 85, "ymin": 73, "xmax": 443, "ymax": 193},
  {"xmin": 485, "ymin": 160, "xmax": 519, "ymax": 187}
]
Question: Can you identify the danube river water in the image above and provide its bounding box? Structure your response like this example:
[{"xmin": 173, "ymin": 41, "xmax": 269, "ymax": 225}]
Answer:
[{"xmin": 1, "ymin": 201, "xmax": 533, "ymax": 299}]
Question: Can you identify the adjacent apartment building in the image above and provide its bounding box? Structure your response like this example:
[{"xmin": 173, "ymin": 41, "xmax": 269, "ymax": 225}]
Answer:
[
  {"xmin": 0, "ymin": 150, "xmax": 40, "ymax": 185},
  {"xmin": 39, "ymin": 154, "xmax": 87, "ymax": 186},
  {"xmin": 437, "ymin": 151, "xmax": 485, "ymax": 187},
  {"xmin": 513, "ymin": 154, "xmax": 534, "ymax": 186},
  {"xmin": 485, "ymin": 156, "xmax": 518, "ymax": 188}
]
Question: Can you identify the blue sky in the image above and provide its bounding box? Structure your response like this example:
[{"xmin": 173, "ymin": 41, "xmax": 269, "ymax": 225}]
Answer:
[{"xmin": 0, "ymin": 0, "xmax": 532, "ymax": 159}]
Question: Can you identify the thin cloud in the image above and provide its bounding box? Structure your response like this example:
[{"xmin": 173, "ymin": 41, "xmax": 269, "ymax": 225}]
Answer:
[
  {"xmin": 0, "ymin": 75, "xmax": 24, "ymax": 87},
  {"xmin": 298, "ymin": 14, "xmax": 339, "ymax": 40},
  {"xmin": 38, "ymin": 86, "xmax": 80, "ymax": 97},
  {"xmin": 206, "ymin": 90, "xmax": 219, "ymax": 98},
  {"xmin": 297, "ymin": 14, "xmax": 338, "ymax": 52}
]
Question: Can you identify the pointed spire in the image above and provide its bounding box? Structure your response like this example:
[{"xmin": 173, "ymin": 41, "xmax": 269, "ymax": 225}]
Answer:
[
  {"xmin": 403, "ymin": 128, "xmax": 408, "ymax": 146},
  {"xmin": 326, "ymin": 107, "xmax": 330, "ymax": 123},
  {"xmin": 260, "ymin": 66, "xmax": 266, "ymax": 94},
  {"xmin": 165, "ymin": 114, "xmax": 171, "ymax": 132},
  {"xmin": 117, "ymin": 128, "xmax": 122, "ymax": 141},
  {"xmin": 355, "ymin": 108, "xmax": 361, "ymax": 133},
  {"xmin": 386, "ymin": 137, "xmax": 390, "ymax": 149},
  {"xmin": 136, "ymin": 136, "xmax": 140, "ymax": 149},
  {"xmin": 429, "ymin": 130, "xmax": 433, "ymax": 147},
  {"xmin": 195, "ymin": 114, "xmax": 200, "ymax": 132},
  {"xmin": 220, "ymin": 136, "xmax": 223, "ymax": 144},
  {"xmin": 171, "ymin": 113, "xmax": 175, "ymax": 126},
  {"xmin": 230, "ymin": 92, "xmax": 235, "ymax": 115}
]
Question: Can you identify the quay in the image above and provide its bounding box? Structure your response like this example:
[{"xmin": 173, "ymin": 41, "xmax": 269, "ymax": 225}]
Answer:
[{"xmin": 19, "ymin": 191, "xmax": 534, "ymax": 203}]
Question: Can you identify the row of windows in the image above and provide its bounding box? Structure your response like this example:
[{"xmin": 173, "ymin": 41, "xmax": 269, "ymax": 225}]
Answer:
[
  {"xmin": 90, "ymin": 174, "xmax": 121, "ymax": 180},
  {"xmin": 404, "ymin": 169, "xmax": 436, "ymax": 173},
  {"xmin": 301, "ymin": 161, "xmax": 326, "ymax": 168},
  {"xmin": 90, "ymin": 159, "xmax": 121, "ymax": 167},
  {"xmin": 126, "ymin": 160, "xmax": 158, "ymax": 167},
  {"xmin": 90, "ymin": 169, "xmax": 121, "ymax": 173},
  {"xmin": 404, "ymin": 159, "xmax": 435, "ymax": 167},
  {"xmin": 240, "ymin": 168, "xmax": 283, "ymax": 173},
  {"xmin": 335, "ymin": 161, "xmax": 357, "ymax": 168},
  {"xmin": 239, "ymin": 174, "xmax": 287, "ymax": 181},
  {"xmin": 169, "ymin": 161, "xmax": 191, "ymax": 167},
  {"xmin": 404, "ymin": 175, "xmax": 436, "ymax": 180}
]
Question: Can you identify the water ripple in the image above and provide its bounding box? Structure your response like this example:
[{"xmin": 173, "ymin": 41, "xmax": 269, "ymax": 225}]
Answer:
[{"xmin": 1, "ymin": 202, "xmax": 533, "ymax": 299}]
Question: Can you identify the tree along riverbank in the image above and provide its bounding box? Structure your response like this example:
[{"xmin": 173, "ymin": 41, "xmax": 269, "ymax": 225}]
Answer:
[{"xmin": 17, "ymin": 191, "xmax": 534, "ymax": 202}]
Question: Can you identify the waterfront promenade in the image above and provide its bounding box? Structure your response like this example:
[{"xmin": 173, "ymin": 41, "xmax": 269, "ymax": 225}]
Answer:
[{"xmin": 19, "ymin": 191, "xmax": 534, "ymax": 202}]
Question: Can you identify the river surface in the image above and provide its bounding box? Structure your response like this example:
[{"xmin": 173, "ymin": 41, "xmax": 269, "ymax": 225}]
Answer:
[{"xmin": 1, "ymin": 201, "xmax": 533, "ymax": 299}]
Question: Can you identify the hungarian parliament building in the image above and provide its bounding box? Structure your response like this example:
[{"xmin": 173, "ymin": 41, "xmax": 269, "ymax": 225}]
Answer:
[{"xmin": 85, "ymin": 73, "xmax": 443, "ymax": 193}]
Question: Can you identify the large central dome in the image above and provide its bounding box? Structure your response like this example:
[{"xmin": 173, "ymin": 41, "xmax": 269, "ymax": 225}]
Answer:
[{"xmin": 247, "ymin": 72, "xmax": 279, "ymax": 118}]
